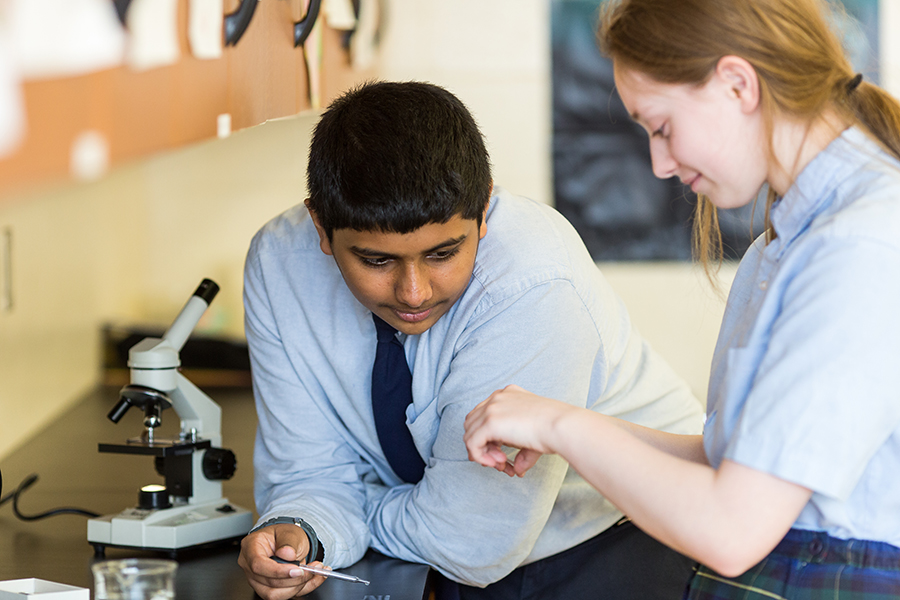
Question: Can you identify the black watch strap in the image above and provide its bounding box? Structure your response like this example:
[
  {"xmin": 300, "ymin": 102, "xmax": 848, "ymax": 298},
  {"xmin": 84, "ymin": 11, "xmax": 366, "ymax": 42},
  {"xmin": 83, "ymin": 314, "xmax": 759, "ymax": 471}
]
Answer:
[{"xmin": 249, "ymin": 516, "xmax": 325, "ymax": 564}]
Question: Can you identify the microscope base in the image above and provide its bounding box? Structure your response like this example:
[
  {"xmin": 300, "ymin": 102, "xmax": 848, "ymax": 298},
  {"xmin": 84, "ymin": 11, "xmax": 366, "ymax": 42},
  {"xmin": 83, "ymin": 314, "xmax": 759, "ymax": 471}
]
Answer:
[{"xmin": 87, "ymin": 498, "xmax": 253, "ymax": 556}]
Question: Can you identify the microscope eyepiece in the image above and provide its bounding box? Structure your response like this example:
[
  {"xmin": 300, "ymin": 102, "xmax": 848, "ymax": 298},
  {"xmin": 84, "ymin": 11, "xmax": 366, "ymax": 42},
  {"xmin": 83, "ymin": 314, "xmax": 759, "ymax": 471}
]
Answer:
[
  {"xmin": 161, "ymin": 278, "xmax": 219, "ymax": 352},
  {"xmin": 193, "ymin": 279, "xmax": 219, "ymax": 304}
]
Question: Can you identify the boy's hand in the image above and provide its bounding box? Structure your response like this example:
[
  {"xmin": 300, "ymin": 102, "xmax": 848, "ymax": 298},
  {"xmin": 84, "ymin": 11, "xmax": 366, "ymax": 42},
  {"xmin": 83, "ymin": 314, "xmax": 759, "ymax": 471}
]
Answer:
[{"xmin": 238, "ymin": 524, "xmax": 327, "ymax": 599}]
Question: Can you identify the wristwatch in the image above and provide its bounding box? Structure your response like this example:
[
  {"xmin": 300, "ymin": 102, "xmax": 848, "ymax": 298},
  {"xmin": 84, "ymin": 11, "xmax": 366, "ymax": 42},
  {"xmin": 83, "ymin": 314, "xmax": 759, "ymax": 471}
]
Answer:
[{"xmin": 249, "ymin": 516, "xmax": 325, "ymax": 564}]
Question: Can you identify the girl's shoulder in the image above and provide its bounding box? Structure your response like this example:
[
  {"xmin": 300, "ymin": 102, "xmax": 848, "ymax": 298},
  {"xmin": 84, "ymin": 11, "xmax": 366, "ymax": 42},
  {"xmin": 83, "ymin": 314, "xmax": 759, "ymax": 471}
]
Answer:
[{"xmin": 825, "ymin": 157, "xmax": 900, "ymax": 252}]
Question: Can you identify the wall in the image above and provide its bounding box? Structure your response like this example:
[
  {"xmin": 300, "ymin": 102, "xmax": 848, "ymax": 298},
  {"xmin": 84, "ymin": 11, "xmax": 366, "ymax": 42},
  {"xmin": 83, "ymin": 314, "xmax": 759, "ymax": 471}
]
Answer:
[
  {"xmin": 378, "ymin": 0, "xmax": 552, "ymax": 205},
  {"xmin": 0, "ymin": 113, "xmax": 318, "ymax": 460},
  {"xmin": 882, "ymin": 0, "xmax": 900, "ymax": 98},
  {"xmin": 4, "ymin": 0, "xmax": 897, "ymax": 461},
  {"xmin": 599, "ymin": 262, "xmax": 736, "ymax": 403}
]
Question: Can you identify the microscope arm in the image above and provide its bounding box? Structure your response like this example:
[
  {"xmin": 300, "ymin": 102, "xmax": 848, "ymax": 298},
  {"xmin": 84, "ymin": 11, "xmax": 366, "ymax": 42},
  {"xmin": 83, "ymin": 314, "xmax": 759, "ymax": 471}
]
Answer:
[{"xmin": 170, "ymin": 372, "xmax": 222, "ymax": 447}]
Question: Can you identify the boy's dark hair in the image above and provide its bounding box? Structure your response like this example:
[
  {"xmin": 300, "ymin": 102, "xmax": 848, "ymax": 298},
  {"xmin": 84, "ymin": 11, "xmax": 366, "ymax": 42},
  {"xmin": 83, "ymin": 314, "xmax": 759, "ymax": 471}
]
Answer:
[{"xmin": 306, "ymin": 81, "xmax": 493, "ymax": 239}]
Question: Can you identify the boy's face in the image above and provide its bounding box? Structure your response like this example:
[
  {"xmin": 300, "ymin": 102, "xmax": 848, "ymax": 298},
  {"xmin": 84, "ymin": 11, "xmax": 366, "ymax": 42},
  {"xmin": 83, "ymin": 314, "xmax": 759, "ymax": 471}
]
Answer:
[{"xmin": 310, "ymin": 208, "xmax": 488, "ymax": 336}]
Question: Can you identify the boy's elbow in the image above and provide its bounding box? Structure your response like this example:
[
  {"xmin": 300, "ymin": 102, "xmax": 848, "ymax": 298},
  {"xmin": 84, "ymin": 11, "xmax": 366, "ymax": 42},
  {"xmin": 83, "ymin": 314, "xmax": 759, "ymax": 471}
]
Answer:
[
  {"xmin": 438, "ymin": 551, "xmax": 524, "ymax": 588},
  {"xmin": 449, "ymin": 566, "xmax": 512, "ymax": 589}
]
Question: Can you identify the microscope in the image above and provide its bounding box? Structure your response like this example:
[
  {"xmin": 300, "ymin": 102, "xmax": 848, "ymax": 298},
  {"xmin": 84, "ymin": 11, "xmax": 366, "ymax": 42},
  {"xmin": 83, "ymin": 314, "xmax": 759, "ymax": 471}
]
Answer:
[{"xmin": 87, "ymin": 279, "xmax": 253, "ymax": 556}]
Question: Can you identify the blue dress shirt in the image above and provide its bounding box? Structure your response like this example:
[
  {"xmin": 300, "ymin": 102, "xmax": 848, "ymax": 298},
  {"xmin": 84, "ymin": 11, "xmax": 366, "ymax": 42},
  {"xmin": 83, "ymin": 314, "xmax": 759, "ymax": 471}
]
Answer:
[
  {"xmin": 705, "ymin": 127, "xmax": 900, "ymax": 546},
  {"xmin": 243, "ymin": 186, "xmax": 704, "ymax": 585}
]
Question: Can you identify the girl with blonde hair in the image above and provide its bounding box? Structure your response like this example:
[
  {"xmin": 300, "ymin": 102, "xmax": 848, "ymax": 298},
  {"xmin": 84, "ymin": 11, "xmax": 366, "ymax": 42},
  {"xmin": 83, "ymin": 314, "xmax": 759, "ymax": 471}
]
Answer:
[{"xmin": 464, "ymin": 0, "xmax": 900, "ymax": 597}]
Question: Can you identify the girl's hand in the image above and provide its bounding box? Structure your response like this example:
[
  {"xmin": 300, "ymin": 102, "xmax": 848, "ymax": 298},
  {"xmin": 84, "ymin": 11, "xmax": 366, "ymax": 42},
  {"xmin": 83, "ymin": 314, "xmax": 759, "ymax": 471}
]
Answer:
[{"xmin": 463, "ymin": 384, "xmax": 576, "ymax": 477}]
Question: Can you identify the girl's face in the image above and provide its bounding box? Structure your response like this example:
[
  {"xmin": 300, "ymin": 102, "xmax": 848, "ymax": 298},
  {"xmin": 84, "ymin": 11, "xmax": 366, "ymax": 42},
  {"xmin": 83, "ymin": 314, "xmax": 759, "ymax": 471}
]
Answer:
[{"xmin": 613, "ymin": 58, "xmax": 769, "ymax": 209}]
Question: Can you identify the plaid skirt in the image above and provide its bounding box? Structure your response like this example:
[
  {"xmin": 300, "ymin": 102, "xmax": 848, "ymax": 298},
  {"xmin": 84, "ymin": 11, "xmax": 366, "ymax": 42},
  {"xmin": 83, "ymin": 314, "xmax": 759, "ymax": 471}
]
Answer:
[{"xmin": 685, "ymin": 528, "xmax": 900, "ymax": 599}]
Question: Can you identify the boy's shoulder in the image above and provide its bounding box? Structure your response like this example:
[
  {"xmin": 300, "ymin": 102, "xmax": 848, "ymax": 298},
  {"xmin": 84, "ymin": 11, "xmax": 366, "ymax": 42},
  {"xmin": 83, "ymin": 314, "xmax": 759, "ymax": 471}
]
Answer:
[
  {"xmin": 250, "ymin": 203, "xmax": 320, "ymax": 255},
  {"xmin": 473, "ymin": 187, "xmax": 597, "ymax": 298},
  {"xmin": 483, "ymin": 186, "xmax": 581, "ymax": 248}
]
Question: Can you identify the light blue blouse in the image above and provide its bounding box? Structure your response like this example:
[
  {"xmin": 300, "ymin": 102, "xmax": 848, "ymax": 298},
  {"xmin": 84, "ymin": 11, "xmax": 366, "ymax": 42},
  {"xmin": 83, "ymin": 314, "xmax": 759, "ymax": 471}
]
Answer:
[
  {"xmin": 705, "ymin": 127, "xmax": 900, "ymax": 545},
  {"xmin": 244, "ymin": 186, "xmax": 704, "ymax": 585}
]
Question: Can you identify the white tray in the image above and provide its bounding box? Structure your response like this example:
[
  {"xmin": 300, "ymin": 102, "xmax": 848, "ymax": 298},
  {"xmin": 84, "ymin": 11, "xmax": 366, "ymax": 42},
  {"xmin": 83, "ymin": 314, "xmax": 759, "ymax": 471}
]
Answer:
[{"xmin": 0, "ymin": 578, "xmax": 89, "ymax": 599}]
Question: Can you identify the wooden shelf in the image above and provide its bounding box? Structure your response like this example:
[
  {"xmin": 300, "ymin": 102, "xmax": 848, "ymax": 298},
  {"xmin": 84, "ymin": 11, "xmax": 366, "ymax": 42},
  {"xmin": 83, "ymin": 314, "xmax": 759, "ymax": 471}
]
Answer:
[{"xmin": 0, "ymin": 0, "xmax": 371, "ymax": 200}]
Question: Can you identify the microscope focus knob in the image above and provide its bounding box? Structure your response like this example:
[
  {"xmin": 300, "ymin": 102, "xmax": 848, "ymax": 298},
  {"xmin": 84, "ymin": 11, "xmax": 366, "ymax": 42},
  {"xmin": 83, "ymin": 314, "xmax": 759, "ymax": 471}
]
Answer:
[{"xmin": 203, "ymin": 447, "xmax": 237, "ymax": 481}]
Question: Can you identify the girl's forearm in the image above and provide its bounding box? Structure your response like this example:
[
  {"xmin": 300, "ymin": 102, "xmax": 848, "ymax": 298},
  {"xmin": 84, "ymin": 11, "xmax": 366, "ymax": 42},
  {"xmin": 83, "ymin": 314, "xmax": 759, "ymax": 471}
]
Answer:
[
  {"xmin": 544, "ymin": 409, "xmax": 810, "ymax": 576},
  {"xmin": 594, "ymin": 414, "xmax": 708, "ymax": 465}
]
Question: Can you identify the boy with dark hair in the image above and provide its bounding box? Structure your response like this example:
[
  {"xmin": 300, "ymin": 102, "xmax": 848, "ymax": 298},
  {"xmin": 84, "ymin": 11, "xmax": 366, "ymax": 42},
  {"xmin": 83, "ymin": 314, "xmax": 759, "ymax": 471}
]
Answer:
[
  {"xmin": 306, "ymin": 81, "xmax": 492, "ymax": 235},
  {"xmin": 238, "ymin": 80, "xmax": 703, "ymax": 599}
]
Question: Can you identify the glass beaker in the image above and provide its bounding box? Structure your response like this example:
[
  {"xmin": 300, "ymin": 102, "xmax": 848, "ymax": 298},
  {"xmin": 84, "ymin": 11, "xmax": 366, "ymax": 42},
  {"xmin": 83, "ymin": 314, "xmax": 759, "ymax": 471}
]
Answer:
[{"xmin": 92, "ymin": 558, "xmax": 177, "ymax": 600}]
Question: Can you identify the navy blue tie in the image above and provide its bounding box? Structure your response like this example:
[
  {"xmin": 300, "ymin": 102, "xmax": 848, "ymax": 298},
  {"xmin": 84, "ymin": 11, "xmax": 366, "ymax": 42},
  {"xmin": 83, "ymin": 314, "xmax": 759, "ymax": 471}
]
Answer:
[{"xmin": 371, "ymin": 314, "xmax": 426, "ymax": 483}]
